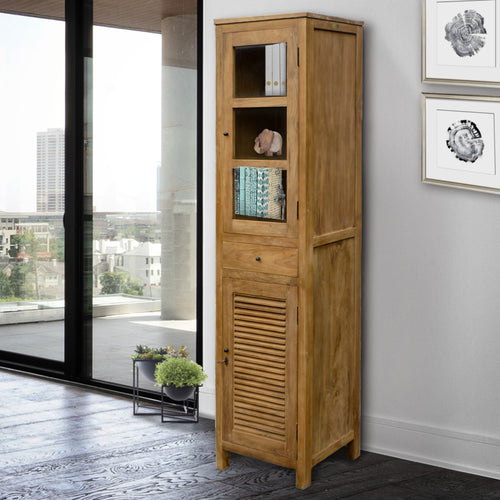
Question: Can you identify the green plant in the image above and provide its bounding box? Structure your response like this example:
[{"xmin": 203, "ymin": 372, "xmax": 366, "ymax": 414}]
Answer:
[
  {"xmin": 131, "ymin": 345, "xmax": 190, "ymax": 362},
  {"xmin": 100, "ymin": 271, "xmax": 144, "ymax": 296},
  {"xmin": 0, "ymin": 272, "xmax": 13, "ymax": 299},
  {"xmin": 154, "ymin": 357, "xmax": 207, "ymax": 388},
  {"xmin": 165, "ymin": 345, "xmax": 189, "ymax": 358},
  {"xmin": 131, "ymin": 345, "xmax": 165, "ymax": 362}
]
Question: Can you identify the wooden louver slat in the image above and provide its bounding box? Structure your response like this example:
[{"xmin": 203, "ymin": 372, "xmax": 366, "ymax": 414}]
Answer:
[{"xmin": 233, "ymin": 294, "xmax": 288, "ymax": 440}]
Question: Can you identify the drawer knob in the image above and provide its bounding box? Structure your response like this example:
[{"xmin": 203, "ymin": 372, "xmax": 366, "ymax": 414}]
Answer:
[{"xmin": 255, "ymin": 256, "xmax": 261, "ymax": 261}]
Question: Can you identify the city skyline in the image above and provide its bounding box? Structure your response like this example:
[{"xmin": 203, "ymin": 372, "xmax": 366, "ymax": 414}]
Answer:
[{"xmin": 0, "ymin": 13, "xmax": 161, "ymax": 214}]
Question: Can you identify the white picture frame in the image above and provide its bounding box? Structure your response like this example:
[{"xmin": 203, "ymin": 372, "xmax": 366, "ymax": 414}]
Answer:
[
  {"xmin": 422, "ymin": 93, "xmax": 500, "ymax": 194},
  {"xmin": 423, "ymin": 0, "xmax": 500, "ymax": 86}
]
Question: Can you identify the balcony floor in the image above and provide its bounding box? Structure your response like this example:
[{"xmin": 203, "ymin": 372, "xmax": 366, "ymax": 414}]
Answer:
[{"xmin": 0, "ymin": 312, "xmax": 196, "ymax": 388}]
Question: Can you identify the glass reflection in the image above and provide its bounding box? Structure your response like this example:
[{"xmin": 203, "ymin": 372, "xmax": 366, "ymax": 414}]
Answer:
[
  {"xmin": 0, "ymin": 10, "xmax": 65, "ymax": 361},
  {"xmin": 91, "ymin": 4, "xmax": 198, "ymax": 389}
]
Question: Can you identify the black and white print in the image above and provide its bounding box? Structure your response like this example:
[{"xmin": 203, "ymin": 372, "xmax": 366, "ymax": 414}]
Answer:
[
  {"xmin": 446, "ymin": 119, "xmax": 485, "ymax": 162},
  {"xmin": 423, "ymin": 94, "xmax": 500, "ymax": 194},
  {"xmin": 445, "ymin": 9, "xmax": 487, "ymax": 57},
  {"xmin": 424, "ymin": 0, "xmax": 500, "ymax": 85}
]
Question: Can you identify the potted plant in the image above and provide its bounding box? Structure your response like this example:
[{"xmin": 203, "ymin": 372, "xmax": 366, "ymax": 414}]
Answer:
[
  {"xmin": 132, "ymin": 345, "xmax": 189, "ymax": 382},
  {"xmin": 132, "ymin": 345, "xmax": 167, "ymax": 382},
  {"xmin": 154, "ymin": 356, "xmax": 207, "ymax": 401},
  {"xmin": 132, "ymin": 345, "xmax": 188, "ymax": 382}
]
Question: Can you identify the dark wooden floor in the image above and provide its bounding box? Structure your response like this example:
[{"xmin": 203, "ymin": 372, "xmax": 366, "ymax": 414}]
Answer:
[{"xmin": 0, "ymin": 369, "xmax": 498, "ymax": 499}]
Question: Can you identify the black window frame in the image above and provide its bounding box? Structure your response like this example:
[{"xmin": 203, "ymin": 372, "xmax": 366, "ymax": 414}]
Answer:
[{"xmin": 0, "ymin": 0, "xmax": 203, "ymax": 398}]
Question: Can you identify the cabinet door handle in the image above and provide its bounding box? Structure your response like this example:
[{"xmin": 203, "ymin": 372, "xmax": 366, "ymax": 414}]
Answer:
[
  {"xmin": 218, "ymin": 356, "xmax": 229, "ymax": 366},
  {"xmin": 223, "ymin": 132, "xmax": 229, "ymax": 136},
  {"xmin": 255, "ymin": 256, "xmax": 261, "ymax": 261}
]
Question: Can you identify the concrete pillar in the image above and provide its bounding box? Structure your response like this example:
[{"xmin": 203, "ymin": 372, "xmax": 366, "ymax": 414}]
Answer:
[{"xmin": 160, "ymin": 15, "xmax": 197, "ymax": 320}]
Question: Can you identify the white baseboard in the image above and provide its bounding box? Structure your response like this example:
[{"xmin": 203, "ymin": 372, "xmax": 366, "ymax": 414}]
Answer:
[
  {"xmin": 362, "ymin": 415, "xmax": 500, "ymax": 480},
  {"xmin": 199, "ymin": 386, "xmax": 216, "ymax": 419},
  {"xmin": 194, "ymin": 397, "xmax": 500, "ymax": 479}
]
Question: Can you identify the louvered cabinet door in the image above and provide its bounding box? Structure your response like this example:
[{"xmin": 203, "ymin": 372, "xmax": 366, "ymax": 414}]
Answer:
[{"xmin": 221, "ymin": 278, "xmax": 298, "ymax": 462}]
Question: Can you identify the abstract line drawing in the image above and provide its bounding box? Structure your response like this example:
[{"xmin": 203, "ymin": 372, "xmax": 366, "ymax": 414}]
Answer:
[
  {"xmin": 445, "ymin": 10, "xmax": 487, "ymax": 57},
  {"xmin": 446, "ymin": 119, "xmax": 485, "ymax": 162}
]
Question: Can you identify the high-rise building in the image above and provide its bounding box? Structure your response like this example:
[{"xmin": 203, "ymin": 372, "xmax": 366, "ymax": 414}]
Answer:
[{"xmin": 36, "ymin": 128, "xmax": 65, "ymax": 212}]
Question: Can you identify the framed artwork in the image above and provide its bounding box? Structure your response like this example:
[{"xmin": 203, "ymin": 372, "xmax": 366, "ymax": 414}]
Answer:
[
  {"xmin": 422, "ymin": 93, "xmax": 500, "ymax": 194},
  {"xmin": 422, "ymin": 0, "xmax": 500, "ymax": 86}
]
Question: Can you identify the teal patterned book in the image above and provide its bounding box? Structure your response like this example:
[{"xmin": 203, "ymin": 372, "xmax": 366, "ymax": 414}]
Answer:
[
  {"xmin": 257, "ymin": 168, "xmax": 269, "ymax": 218},
  {"xmin": 239, "ymin": 167, "xmax": 246, "ymax": 216},
  {"xmin": 234, "ymin": 168, "xmax": 240, "ymax": 215},
  {"xmin": 246, "ymin": 167, "xmax": 258, "ymax": 217},
  {"xmin": 234, "ymin": 167, "xmax": 285, "ymax": 220}
]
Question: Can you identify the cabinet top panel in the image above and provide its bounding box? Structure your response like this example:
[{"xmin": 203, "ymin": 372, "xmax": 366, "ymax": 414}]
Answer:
[{"xmin": 214, "ymin": 12, "xmax": 364, "ymax": 27}]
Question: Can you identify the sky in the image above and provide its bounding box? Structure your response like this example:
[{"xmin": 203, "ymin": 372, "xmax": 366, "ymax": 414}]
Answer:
[{"xmin": 0, "ymin": 12, "xmax": 161, "ymax": 213}]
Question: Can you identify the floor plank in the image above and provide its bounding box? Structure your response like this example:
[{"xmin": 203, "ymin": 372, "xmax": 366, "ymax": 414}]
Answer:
[{"xmin": 0, "ymin": 368, "xmax": 499, "ymax": 499}]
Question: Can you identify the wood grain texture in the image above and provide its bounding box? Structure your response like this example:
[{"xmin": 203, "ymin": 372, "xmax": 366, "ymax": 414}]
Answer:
[
  {"xmin": 0, "ymin": 0, "xmax": 197, "ymax": 32},
  {"xmin": 216, "ymin": 14, "xmax": 363, "ymax": 489},
  {"xmin": 312, "ymin": 239, "xmax": 355, "ymax": 459},
  {"xmin": 222, "ymin": 241, "xmax": 298, "ymax": 276},
  {"xmin": 220, "ymin": 279, "xmax": 297, "ymax": 462},
  {"xmin": 309, "ymin": 27, "xmax": 357, "ymax": 236},
  {"xmin": 1, "ymin": 369, "xmax": 499, "ymax": 499},
  {"xmin": 214, "ymin": 12, "xmax": 364, "ymax": 27}
]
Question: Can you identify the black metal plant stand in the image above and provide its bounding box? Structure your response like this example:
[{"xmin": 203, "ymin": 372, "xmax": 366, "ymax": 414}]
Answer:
[
  {"xmin": 132, "ymin": 360, "xmax": 200, "ymax": 422},
  {"xmin": 132, "ymin": 359, "xmax": 161, "ymax": 415},
  {"xmin": 161, "ymin": 385, "xmax": 199, "ymax": 423}
]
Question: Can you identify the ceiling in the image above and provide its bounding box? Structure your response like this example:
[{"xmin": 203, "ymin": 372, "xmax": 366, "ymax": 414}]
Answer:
[{"xmin": 0, "ymin": 0, "xmax": 197, "ymax": 32}]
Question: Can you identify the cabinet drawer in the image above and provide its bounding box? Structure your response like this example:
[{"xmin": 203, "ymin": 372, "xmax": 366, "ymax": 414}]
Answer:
[{"xmin": 222, "ymin": 241, "xmax": 298, "ymax": 276}]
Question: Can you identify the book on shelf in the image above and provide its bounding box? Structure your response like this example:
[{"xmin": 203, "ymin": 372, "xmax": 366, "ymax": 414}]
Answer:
[
  {"xmin": 234, "ymin": 167, "xmax": 286, "ymax": 221},
  {"xmin": 265, "ymin": 44, "xmax": 273, "ymax": 96},
  {"xmin": 280, "ymin": 42, "xmax": 287, "ymax": 96},
  {"xmin": 264, "ymin": 42, "xmax": 286, "ymax": 97},
  {"xmin": 272, "ymin": 42, "xmax": 281, "ymax": 96}
]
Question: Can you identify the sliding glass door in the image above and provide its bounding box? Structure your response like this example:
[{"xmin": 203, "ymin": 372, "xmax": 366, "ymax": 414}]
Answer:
[
  {"xmin": 0, "ymin": 6, "xmax": 65, "ymax": 363},
  {"xmin": 91, "ymin": 2, "xmax": 198, "ymax": 390},
  {"xmin": 0, "ymin": 0, "xmax": 200, "ymax": 391}
]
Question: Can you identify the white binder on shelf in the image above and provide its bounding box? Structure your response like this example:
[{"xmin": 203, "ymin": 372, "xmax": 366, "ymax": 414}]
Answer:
[
  {"xmin": 279, "ymin": 42, "xmax": 287, "ymax": 96},
  {"xmin": 265, "ymin": 44, "xmax": 273, "ymax": 96},
  {"xmin": 264, "ymin": 43, "xmax": 287, "ymax": 96},
  {"xmin": 272, "ymin": 42, "xmax": 281, "ymax": 95}
]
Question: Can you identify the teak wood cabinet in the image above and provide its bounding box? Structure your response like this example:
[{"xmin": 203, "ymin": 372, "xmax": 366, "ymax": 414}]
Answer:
[{"xmin": 215, "ymin": 13, "xmax": 363, "ymax": 489}]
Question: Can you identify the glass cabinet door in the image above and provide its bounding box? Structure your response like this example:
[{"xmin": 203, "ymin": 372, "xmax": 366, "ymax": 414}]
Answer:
[{"xmin": 219, "ymin": 28, "xmax": 298, "ymax": 238}]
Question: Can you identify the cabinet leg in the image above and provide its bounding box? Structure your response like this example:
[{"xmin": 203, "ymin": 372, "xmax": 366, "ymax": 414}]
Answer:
[
  {"xmin": 295, "ymin": 465, "xmax": 311, "ymax": 490},
  {"xmin": 216, "ymin": 447, "xmax": 230, "ymax": 470},
  {"xmin": 347, "ymin": 434, "xmax": 360, "ymax": 460}
]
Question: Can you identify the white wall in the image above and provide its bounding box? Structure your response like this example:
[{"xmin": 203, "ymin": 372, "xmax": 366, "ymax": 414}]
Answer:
[{"xmin": 201, "ymin": 0, "xmax": 500, "ymax": 479}]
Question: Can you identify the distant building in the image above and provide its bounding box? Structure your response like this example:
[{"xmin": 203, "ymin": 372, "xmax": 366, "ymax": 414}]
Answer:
[
  {"xmin": 0, "ymin": 220, "xmax": 50, "ymax": 258},
  {"xmin": 93, "ymin": 239, "xmax": 130, "ymax": 291},
  {"xmin": 120, "ymin": 241, "xmax": 162, "ymax": 288},
  {"xmin": 37, "ymin": 128, "xmax": 65, "ymax": 212},
  {"xmin": 92, "ymin": 239, "xmax": 162, "ymax": 296},
  {"xmin": 0, "ymin": 259, "xmax": 64, "ymax": 300},
  {"xmin": 36, "ymin": 260, "xmax": 64, "ymax": 299}
]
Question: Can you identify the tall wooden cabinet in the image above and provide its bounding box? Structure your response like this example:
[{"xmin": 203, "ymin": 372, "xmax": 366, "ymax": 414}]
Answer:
[{"xmin": 215, "ymin": 13, "xmax": 363, "ymax": 489}]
